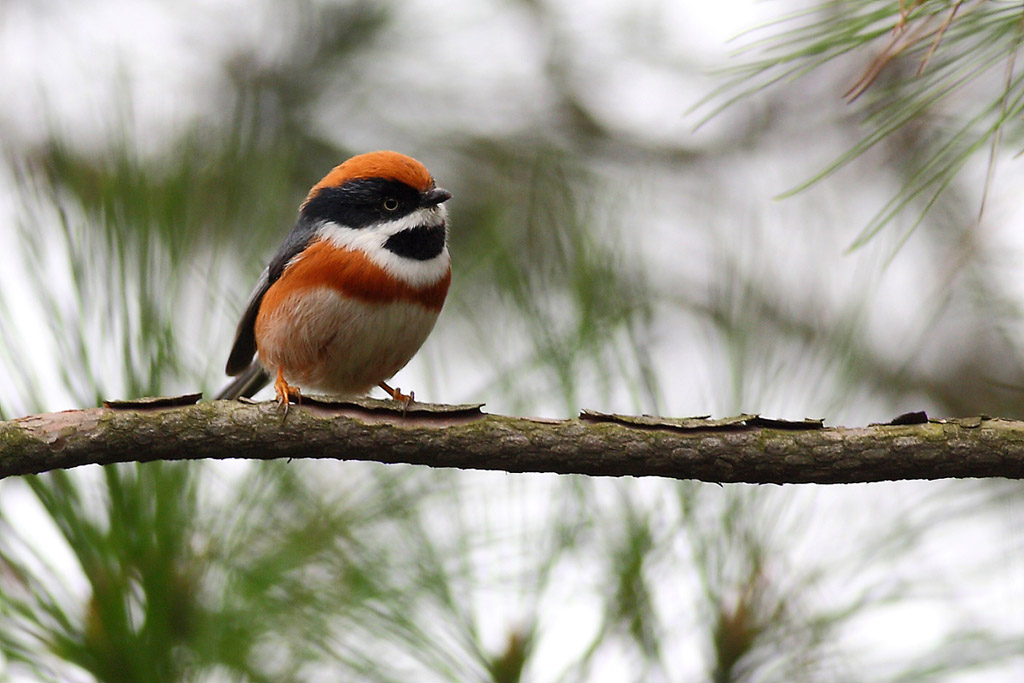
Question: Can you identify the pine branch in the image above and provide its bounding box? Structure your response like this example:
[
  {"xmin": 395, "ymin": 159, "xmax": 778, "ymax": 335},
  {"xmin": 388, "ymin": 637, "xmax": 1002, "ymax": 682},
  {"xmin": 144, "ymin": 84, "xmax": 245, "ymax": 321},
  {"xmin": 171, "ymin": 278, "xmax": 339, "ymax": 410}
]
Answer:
[{"xmin": 1, "ymin": 397, "xmax": 1021, "ymax": 484}]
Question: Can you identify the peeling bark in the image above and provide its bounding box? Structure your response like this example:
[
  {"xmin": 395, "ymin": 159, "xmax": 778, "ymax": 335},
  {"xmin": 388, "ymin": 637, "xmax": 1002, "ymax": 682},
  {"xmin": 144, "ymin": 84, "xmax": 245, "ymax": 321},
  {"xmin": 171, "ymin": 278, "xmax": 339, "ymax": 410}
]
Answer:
[{"xmin": 1, "ymin": 397, "xmax": 1022, "ymax": 484}]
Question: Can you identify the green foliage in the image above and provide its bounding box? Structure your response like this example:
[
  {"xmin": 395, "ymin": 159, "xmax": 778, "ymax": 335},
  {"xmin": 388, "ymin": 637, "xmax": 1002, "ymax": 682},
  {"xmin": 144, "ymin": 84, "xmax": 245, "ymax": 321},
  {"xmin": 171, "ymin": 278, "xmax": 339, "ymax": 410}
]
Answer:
[
  {"xmin": 0, "ymin": 465, "xmax": 200, "ymax": 681},
  {"xmin": 452, "ymin": 148, "xmax": 658, "ymax": 414},
  {"xmin": 702, "ymin": 0, "xmax": 1024, "ymax": 245}
]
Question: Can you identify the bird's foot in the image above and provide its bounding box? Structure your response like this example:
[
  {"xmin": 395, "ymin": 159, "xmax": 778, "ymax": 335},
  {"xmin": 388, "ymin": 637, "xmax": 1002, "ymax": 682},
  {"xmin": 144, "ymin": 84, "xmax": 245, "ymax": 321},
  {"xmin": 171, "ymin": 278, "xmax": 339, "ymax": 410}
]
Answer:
[
  {"xmin": 379, "ymin": 381, "xmax": 414, "ymax": 414},
  {"xmin": 274, "ymin": 368, "xmax": 302, "ymax": 419}
]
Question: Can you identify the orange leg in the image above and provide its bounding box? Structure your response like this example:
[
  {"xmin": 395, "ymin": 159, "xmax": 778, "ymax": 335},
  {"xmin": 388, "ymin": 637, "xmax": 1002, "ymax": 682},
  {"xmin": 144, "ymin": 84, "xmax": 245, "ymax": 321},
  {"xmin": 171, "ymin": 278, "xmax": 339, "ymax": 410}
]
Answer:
[
  {"xmin": 274, "ymin": 367, "xmax": 302, "ymax": 415},
  {"xmin": 379, "ymin": 381, "xmax": 414, "ymax": 411}
]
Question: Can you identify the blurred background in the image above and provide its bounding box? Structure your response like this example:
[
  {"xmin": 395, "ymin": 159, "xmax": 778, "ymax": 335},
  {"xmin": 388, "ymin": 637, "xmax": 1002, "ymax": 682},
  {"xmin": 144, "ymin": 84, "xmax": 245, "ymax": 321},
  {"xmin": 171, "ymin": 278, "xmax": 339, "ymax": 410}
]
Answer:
[{"xmin": 2, "ymin": 0, "xmax": 1024, "ymax": 680}]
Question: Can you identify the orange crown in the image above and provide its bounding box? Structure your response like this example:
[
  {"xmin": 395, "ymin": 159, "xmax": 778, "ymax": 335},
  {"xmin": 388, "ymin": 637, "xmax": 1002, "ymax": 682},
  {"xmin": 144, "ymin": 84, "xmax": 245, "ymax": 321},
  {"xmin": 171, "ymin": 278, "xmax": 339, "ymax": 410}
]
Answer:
[{"xmin": 304, "ymin": 151, "xmax": 434, "ymax": 205}]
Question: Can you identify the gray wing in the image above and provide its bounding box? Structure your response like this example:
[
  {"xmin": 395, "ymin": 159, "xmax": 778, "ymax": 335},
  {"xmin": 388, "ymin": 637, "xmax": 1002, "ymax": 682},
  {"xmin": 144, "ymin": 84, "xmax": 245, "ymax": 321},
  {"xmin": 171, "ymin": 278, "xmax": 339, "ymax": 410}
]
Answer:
[
  {"xmin": 223, "ymin": 217, "xmax": 319, "ymax": 377},
  {"xmin": 225, "ymin": 266, "xmax": 272, "ymax": 376}
]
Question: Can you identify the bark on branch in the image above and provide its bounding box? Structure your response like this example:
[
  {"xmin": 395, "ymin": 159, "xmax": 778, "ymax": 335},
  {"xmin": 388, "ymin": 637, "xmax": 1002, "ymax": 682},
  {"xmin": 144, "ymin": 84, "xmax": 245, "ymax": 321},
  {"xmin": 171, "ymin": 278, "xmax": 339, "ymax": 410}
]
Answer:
[{"xmin": 1, "ymin": 397, "xmax": 1022, "ymax": 484}]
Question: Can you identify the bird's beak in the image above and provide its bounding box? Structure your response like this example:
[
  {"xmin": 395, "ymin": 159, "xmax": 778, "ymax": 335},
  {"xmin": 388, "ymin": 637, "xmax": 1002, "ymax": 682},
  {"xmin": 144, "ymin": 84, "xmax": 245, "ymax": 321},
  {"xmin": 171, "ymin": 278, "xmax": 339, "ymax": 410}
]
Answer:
[{"xmin": 420, "ymin": 187, "xmax": 452, "ymax": 207}]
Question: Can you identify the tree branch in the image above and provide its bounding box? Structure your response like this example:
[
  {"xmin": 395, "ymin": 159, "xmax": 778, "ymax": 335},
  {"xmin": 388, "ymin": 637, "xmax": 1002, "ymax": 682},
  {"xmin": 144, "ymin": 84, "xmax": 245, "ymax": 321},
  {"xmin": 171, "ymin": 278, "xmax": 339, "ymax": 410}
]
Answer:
[{"xmin": 1, "ymin": 397, "xmax": 1022, "ymax": 483}]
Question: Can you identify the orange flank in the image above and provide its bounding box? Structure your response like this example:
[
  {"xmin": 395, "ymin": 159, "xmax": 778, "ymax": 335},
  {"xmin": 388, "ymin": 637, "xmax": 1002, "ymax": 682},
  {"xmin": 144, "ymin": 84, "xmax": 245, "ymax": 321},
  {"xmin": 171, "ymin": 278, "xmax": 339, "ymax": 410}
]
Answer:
[
  {"xmin": 258, "ymin": 240, "xmax": 450, "ymax": 318},
  {"xmin": 305, "ymin": 151, "xmax": 434, "ymax": 204}
]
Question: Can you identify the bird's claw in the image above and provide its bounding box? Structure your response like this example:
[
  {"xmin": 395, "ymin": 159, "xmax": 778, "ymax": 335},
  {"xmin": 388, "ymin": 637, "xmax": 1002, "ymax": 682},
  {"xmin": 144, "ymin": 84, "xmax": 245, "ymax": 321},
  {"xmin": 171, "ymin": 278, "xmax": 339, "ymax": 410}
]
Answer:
[
  {"xmin": 379, "ymin": 381, "xmax": 414, "ymax": 414},
  {"xmin": 274, "ymin": 369, "xmax": 302, "ymax": 421}
]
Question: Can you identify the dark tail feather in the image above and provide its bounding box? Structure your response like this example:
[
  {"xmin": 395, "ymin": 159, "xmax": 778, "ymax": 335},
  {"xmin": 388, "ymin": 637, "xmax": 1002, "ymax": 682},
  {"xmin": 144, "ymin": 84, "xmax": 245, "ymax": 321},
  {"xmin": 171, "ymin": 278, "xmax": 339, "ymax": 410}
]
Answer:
[{"xmin": 215, "ymin": 362, "xmax": 270, "ymax": 400}]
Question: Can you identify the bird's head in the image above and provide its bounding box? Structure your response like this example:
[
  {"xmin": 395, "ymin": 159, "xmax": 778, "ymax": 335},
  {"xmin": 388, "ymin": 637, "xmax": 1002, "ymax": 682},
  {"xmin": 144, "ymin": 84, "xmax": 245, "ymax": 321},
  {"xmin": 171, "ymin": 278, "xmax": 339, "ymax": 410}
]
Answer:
[{"xmin": 300, "ymin": 151, "xmax": 452, "ymax": 267}]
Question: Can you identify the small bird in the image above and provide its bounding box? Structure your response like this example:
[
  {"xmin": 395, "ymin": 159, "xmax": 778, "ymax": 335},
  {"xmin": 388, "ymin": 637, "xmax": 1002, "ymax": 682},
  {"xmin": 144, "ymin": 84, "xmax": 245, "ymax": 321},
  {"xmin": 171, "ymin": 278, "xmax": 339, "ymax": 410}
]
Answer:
[{"xmin": 217, "ymin": 150, "xmax": 452, "ymax": 408}]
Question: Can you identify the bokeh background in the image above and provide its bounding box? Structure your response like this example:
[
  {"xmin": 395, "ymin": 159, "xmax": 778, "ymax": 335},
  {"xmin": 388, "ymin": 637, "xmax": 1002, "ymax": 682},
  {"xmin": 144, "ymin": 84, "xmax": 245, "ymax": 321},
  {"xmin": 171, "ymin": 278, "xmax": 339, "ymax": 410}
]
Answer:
[{"xmin": 2, "ymin": 0, "xmax": 1024, "ymax": 680}]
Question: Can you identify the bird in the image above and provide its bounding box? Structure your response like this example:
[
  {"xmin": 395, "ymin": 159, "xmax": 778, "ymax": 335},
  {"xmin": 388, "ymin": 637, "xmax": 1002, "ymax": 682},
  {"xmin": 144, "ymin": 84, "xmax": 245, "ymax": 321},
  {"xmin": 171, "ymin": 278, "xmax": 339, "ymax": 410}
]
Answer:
[{"xmin": 216, "ymin": 150, "xmax": 452, "ymax": 409}]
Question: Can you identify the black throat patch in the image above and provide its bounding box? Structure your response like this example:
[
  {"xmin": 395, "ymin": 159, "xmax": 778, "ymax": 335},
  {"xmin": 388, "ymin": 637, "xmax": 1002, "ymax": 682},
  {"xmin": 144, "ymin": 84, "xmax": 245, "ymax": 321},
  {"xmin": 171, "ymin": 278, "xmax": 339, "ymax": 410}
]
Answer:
[{"xmin": 383, "ymin": 224, "xmax": 447, "ymax": 261}]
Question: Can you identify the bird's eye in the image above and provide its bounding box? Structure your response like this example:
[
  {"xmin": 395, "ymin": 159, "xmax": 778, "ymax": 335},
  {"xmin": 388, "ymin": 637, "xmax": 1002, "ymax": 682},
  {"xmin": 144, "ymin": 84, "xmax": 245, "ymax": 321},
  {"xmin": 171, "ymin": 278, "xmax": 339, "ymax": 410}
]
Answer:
[{"xmin": 382, "ymin": 198, "xmax": 399, "ymax": 212}]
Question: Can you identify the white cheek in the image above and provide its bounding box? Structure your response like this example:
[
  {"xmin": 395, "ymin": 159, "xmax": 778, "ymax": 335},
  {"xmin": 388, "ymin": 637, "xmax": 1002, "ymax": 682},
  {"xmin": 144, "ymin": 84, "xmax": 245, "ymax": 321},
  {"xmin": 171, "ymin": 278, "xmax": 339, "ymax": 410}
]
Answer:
[{"xmin": 316, "ymin": 205, "xmax": 450, "ymax": 288}]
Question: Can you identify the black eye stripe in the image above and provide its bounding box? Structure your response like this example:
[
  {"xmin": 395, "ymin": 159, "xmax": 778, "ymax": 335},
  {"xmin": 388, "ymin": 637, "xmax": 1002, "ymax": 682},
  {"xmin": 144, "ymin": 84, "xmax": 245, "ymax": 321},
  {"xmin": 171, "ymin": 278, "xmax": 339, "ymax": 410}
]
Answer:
[{"xmin": 302, "ymin": 178, "xmax": 421, "ymax": 228}]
